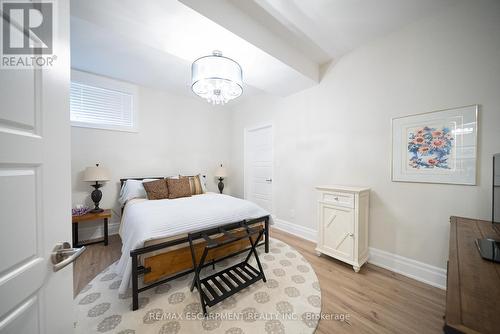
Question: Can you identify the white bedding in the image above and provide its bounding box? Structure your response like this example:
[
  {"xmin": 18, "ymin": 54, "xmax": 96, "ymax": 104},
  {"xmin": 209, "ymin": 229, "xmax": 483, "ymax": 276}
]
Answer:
[{"xmin": 116, "ymin": 193, "xmax": 270, "ymax": 293}]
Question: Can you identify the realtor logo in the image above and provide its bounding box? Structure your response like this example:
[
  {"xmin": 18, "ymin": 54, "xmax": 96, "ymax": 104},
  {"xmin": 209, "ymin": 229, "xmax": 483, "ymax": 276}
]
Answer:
[{"xmin": 1, "ymin": 0, "xmax": 56, "ymax": 68}]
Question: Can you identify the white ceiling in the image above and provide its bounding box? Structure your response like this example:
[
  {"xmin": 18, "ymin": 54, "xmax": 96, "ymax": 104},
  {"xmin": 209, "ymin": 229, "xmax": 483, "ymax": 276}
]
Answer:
[
  {"xmin": 70, "ymin": 0, "xmax": 315, "ymax": 100},
  {"xmin": 250, "ymin": 0, "xmax": 460, "ymax": 60},
  {"xmin": 71, "ymin": 0, "xmax": 460, "ymax": 100}
]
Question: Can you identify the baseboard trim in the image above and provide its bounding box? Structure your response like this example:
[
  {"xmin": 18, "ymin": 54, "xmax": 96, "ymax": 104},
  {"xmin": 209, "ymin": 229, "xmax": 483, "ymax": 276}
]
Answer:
[
  {"xmin": 77, "ymin": 221, "xmax": 120, "ymax": 242},
  {"xmin": 368, "ymin": 247, "xmax": 446, "ymax": 289},
  {"xmin": 272, "ymin": 218, "xmax": 446, "ymax": 290},
  {"xmin": 273, "ymin": 218, "xmax": 317, "ymax": 243}
]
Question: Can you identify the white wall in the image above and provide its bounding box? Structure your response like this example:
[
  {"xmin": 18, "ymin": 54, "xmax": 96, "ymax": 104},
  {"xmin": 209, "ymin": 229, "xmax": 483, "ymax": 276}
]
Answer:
[
  {"xmin": 229, "ymin": 0, "xmax": 500, "ymax": 269},
  {"xmin": 71, "ymin": 71, "xmax": 231, "ymax": 237}
]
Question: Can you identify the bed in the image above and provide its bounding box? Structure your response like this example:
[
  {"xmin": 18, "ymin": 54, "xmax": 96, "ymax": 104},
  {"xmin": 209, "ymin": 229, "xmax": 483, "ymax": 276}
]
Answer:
[{"xmin": 115, "ymin": 177, "xmax": 271, "ymax": 310}]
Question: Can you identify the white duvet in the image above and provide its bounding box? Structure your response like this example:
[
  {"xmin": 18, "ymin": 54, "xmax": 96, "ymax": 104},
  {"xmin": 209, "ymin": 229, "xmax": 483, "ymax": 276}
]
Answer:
[{"xmin": 116, "ymin": 193, "xmax": 269, "ymax": 293}]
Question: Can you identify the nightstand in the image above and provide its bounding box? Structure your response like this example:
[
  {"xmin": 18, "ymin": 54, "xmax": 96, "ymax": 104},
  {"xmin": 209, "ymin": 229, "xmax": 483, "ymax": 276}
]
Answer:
[{"xmin": 72, "ymin": 209, "xmax": 111, "ymax": 247}]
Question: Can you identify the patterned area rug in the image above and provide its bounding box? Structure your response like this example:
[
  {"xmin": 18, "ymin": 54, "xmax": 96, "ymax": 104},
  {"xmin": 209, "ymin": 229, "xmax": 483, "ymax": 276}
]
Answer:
[{"xmin": 75, "ymin": 238, "xmax": 321, "ymax": 334}]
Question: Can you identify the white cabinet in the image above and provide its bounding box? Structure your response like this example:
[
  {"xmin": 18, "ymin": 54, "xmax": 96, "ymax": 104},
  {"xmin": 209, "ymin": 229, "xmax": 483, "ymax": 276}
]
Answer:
[{"xmin": 315, "ymin": 186, "xmax": 370, "ymax": 272}]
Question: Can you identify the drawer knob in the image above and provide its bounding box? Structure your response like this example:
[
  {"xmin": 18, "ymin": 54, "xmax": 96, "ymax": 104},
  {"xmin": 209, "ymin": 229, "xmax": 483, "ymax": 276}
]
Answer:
[
  {"xmin": 349, "ymin": 233, "xmax": 354, "ymax": 237},
  {"xmin": 334, "ymin": 197, "xmax": 339, "ymax": 201}
]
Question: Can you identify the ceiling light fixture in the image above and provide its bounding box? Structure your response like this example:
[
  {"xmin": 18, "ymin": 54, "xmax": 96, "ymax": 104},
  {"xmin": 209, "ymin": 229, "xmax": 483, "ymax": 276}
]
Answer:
[{"xmin": 191, "ymin": 50, "xmax": 243, "ymax": 105}]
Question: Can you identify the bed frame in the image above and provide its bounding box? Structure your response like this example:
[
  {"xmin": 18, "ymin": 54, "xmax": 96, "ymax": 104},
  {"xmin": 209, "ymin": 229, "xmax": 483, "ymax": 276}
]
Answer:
[{"xmin": 119, "ymin": 177, "xmax": 270, "ymax": 311}]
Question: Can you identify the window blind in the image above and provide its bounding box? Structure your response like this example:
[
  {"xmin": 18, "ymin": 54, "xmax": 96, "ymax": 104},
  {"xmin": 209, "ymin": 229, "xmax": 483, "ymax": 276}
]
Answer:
[{"xmin": 70, "ymin": 81, "xmax": 134, "ymax": 130}]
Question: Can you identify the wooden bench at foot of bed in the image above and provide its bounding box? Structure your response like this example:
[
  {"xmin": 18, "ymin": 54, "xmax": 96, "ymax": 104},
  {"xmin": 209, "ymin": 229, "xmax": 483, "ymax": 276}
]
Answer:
[
  {"xmin": 143, "ymin": 225, "xmax": 263, "ymax": 283},
  {"xmin": 130, "ymin": 216, "xmax": 270, "ymax": 311}
]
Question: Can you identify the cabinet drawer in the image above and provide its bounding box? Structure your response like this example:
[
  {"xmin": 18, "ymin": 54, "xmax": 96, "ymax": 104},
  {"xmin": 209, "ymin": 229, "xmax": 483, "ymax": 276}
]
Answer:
[{"xmin": 321, "ymin": 191, "xmax": 354, "ymax": 208}]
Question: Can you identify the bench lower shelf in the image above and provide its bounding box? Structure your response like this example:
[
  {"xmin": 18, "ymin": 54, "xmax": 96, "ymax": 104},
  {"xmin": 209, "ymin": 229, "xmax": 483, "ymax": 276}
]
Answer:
[{"xmin": 198, "ymin": 261, "xmax": 264, "ymax": 307}]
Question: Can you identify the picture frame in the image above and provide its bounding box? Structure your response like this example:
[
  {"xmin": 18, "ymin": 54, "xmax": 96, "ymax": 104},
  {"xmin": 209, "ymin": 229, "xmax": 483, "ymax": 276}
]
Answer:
[{"xmin": 391, "ymin": 105, "xmax": 478, "ymax": 185}]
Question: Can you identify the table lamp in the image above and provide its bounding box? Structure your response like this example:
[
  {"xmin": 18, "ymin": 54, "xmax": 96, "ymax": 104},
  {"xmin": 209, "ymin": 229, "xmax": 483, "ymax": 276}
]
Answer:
[
  {"xmin": 215, "ymin": 164, "xmax": 227, "ymax": 194},
  {"xmin": 83, "ymin": 163, "xmax": 110, "ymax": 213}
]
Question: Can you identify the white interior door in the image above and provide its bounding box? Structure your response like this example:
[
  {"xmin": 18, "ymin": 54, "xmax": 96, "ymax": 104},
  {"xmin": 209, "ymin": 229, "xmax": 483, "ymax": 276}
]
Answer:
[
  {"xmin": 245, "ymin": 125, "xmax": 273, "ymax": 213},
  {"xmin": 0, "ymin": 1, "xmax": 73, "ymax": 333}
]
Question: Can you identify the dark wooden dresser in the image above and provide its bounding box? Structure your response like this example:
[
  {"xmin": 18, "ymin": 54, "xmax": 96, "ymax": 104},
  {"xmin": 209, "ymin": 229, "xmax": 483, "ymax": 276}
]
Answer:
[{"xmin": 445, "ymin": 216, "xmax": 500, "ymax": 333}]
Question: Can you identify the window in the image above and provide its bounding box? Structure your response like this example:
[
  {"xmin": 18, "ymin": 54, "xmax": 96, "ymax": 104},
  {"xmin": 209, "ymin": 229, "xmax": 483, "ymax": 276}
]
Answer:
[{"xmin": 70, "ymin": 81, "xmax": 136, "ymax": 132}]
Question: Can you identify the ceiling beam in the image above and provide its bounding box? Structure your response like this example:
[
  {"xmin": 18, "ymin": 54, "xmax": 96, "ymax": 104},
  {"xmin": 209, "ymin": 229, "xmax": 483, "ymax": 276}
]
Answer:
[{"xmin": 179, "ymin": 0, "xmax": 320, "ymax": 84}]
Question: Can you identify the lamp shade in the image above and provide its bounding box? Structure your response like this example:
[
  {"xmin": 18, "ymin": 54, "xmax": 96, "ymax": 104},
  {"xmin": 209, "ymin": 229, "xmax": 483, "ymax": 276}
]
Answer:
[
  {"xmin": 83, "ymin": 164, "xmax": 110, "ymax": 182},
  {"xmin": 215, "ymin": 165, "xmax": 227, "ymax": 178},
  {"xmin": 191, "ymin": 50, "xmax": 243, "ymax": 105}
]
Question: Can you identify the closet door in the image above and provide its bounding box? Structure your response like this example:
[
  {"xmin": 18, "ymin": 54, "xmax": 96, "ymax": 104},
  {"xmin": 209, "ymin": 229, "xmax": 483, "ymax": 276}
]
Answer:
[{"xmin": 320, "ymin": 203, "xmax": 354, "ymax": 261}]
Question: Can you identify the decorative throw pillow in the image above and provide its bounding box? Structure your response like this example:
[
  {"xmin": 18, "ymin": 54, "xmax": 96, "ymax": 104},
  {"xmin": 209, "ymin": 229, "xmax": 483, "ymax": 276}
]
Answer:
[
  {"xmin": 143, "ymin": 179, "xmax": 169, "ymax": 200},
  {"xmin": 167, "ymin": 177, "xmax": 192, "ymax": 199},
  {"xmin": 199, "ymin": 174, "xmax": 207, "ymax": 193},
  {"xmin": 180, "ymin": 175, "xmax": 204, "ymax": 195}
]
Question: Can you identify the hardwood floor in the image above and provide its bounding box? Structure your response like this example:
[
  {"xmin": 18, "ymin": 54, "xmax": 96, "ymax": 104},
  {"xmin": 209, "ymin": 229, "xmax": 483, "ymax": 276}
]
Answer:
[
  {"xmin": 73, "ymin": 235, "xmax": 122, "ymax": 297},
  {"xmin": 272, "ymin": 229, "xmax": 446, "ymax": 334},
  {"xmin": 73, "ymin": 230, "xmax": 446, "ymax": 333}
]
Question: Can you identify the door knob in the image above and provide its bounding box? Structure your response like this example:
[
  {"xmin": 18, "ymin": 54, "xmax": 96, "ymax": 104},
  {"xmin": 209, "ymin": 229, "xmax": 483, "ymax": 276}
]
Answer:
[{"xmin": 51, "ymin": 242, "xmax": 86, "ymax": 272}]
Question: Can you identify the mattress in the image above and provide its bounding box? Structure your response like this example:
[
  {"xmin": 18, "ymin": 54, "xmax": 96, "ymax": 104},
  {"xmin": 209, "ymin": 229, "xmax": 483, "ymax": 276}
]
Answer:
[{"xmin": 115, "ymin": 193, "xmax": 270, "ymax": 294}]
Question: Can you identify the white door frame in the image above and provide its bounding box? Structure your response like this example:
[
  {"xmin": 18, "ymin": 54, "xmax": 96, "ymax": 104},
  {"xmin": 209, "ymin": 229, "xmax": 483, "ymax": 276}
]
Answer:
[{"xmin": 243, "ymin": 123, "xmax": 273, "ymax": 213}]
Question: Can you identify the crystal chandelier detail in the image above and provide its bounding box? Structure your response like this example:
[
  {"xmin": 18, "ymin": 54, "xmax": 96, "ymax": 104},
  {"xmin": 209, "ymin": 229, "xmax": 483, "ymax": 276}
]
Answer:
[{"xmin": 191, "ymin": 50, "xmax": 243, "ymax": 105}]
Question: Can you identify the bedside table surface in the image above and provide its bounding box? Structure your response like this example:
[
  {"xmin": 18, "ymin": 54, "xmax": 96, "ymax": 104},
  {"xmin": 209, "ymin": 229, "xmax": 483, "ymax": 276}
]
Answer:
[{"xmin": 72, "ymin": 209, "xmax": 112, "ymax": 223}]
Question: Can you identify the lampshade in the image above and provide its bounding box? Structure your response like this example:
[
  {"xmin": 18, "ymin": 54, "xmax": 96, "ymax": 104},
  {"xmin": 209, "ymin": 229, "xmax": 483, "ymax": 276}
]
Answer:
[
  {"xmin": 215, "ymin": 165, "xmax": 227, "ymax": 178},
  {"xmin": 83, "ymin": 164, "xmax": 110, "ymax": 182},
  {"xmin": 191, "ymin": 50, "xmax": 242, "ymax": 105}
]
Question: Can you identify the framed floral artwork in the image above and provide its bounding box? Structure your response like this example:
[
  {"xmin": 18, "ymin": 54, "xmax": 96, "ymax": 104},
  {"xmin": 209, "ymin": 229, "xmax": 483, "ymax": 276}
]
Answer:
[{"xmin": 392, "ymin": 105, "xmax": 478, "ymax": 185}]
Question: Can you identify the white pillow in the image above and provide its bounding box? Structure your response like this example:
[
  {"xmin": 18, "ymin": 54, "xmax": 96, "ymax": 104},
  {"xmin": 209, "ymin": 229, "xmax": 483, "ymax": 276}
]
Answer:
[{"xmin": 118, "ymin": 179, "xmax": 159, "ymax": 205}]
